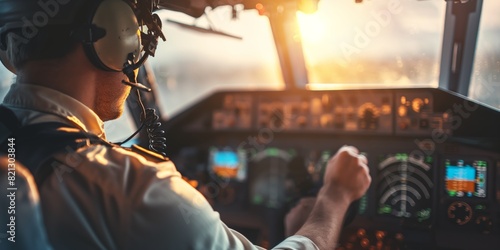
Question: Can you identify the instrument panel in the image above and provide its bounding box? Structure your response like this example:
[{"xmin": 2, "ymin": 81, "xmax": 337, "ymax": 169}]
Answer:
[
  {"xmin": 376, "ymin": 153, "xmax": 433, "ymax": 222},
  {"xmin": 160, "ymin": 88, "xmax": 500, "ymax": 249}
]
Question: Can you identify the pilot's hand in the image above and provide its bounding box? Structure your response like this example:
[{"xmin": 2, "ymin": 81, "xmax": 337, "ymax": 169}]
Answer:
[{"xmin": 322, "ymin": 145, "xmax": 371, "ymax": 204}]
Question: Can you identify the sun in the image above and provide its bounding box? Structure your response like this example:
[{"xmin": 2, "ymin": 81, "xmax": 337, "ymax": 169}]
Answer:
[{"xmin": 296, "ymin": 12, "xmax": 327, "ymax": 44}]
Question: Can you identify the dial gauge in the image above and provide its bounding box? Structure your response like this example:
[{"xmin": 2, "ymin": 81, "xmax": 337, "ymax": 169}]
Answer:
[
  {"xmin": 447, "ymin": 201, "xmax": 472, "ymax": 225},
  {"xmin": 377, "ymin": 154, "xmax": 433, "ymax": 222}
]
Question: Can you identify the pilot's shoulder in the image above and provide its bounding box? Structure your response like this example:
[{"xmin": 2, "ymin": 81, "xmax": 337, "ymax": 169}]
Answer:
[
  {"xmin": 127, "ymin": 144, "xmax": 170, "ymax": 163},
  {"xmin": 53, "ymin": 143, "xmax": 180, "ymax": 181}
]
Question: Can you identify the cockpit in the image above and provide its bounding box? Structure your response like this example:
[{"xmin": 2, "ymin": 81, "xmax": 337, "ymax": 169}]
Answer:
[{"xmin": 0, "ymin": 0, "xmax": 499, "ymax": 249}]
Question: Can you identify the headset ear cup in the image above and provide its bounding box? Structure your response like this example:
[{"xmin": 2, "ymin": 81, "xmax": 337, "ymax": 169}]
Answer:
[
  {"xmin": 0, "ymin": 48, "xmax": 17, "ymax": 74},
  {"xmin": 90, "ymin": 0, "xmax": 141, "ymax": 72}
]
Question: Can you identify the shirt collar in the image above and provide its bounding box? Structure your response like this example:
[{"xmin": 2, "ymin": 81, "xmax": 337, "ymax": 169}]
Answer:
[{"xmin": 2, "ymin": 83, "xmax": 106, "ymax": 139}]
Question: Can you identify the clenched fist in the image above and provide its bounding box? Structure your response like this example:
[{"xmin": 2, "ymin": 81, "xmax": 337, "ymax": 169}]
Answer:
[{"xmin": 322, "ymin": 145, "xmax": 371, "ymax": 204}]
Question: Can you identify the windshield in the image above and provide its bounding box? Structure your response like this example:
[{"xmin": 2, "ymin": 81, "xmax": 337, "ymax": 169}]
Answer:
[
  {"xmin": 469, "ymin": 0, "xmax": 500, "ymax": 109},
  {"xmin": 0, "ymin": 0, "xmax": 497, "ymax": 141},
  {"xmin": 151, "ymin": 8, "xmax": 284, "ymax": 117},
  {"xmin": 299, "ymin": 0, "xmax": 446, "ymax": 88}
]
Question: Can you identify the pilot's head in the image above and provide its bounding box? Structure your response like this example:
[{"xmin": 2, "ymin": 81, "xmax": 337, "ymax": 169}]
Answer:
[{"xmin": 0, "ymin": 0, "xmax": 163, "ymax": 120}]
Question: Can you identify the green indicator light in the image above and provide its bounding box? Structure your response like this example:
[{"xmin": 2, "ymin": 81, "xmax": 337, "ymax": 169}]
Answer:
[
  {"xmin": 475, "ymin": 205, "xmax": 485, "ymax": 210},
  {"xmin": 449, "ymin": 191, "xmax": 456, "ymax": 197},
  {"xmin": 400, "ymin": 154, "xmax": 408, "ymax": 161},
  {"xmin": 267, "ymin": 148, "xmax": 279, "ymax": 157},
  {"xmin": 358, "ymin": 195, "xmax": 368, "ymax": 215},
  {"xmin": 321, "ymin": 151, "xmax": 331, "ymax": 161},
  {"xmin": 417, "ymin": 208, "xmax": 431, "ymax": 222},
  {"xmin": 378, "ymin": 205, "xmax": 392, "ymax": 214},
  {"xmin": 425, "ymin": 156, "xmax": 433, "ymax": 163},
  {"xmin": 252, "ymin": 195, "xmax": 263, "ymax": 205},
  {"xmin": 395, "ymin": 153, "xmax": 408, "ymax": 161}
]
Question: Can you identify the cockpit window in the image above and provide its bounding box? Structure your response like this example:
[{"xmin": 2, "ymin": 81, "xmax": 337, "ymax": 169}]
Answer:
[
  {"xmin": 469, "ymin": 1, "xmax": 500, "ymax": 109},
  {"xmin": 299, "ymin": 0, "xmax": 446, "ymax": 87},
  {"xmin": 151, "ymin": 9, "xmax": 284, "ymax": 117},
  {"xmin": 0, "ymin": 67, "xmax": 13, "ymax": 101}
]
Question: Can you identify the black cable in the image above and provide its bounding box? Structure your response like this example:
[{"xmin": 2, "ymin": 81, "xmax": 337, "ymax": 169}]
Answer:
[
  {"xmin": 116, "ymin": 89, "xmax": 166, "ymax": 156},
  {"xmin": 143, "ymin": 108, "xmax": 167, "ymax": 156}
]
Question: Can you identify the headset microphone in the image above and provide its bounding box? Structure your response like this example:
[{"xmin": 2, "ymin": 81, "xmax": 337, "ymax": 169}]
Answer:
[{"xmin": 122, "ymin": 80, "xmax": 152, "ymax": 92}]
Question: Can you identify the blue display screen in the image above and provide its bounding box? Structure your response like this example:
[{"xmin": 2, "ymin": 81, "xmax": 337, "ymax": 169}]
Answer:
[
  {"xmin": 446, "ymin": 166, "xmax": 476, "ymax": 181},
  {"xmin": 209, "ymin": 148, "xmax": 247, "ymax": 181},
  {"xmin": 213, "ymin": 151, "xmax": 239, "ymax": 168},
  {"xmin": 445, "ymin": 159, "xmax": 487, "ymax": 198}
]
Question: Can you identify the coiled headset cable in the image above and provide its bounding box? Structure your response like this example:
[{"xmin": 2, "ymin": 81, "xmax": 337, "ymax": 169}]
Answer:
[{"xmin": 116, "ymin": 88, "xmax": 167, "ymax": 156}]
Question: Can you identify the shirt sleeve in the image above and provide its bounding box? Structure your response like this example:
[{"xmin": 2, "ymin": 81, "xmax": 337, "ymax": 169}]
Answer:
[
  {"xmin": 272, "ymin": 235, "xmax": 320, "ymax": 250},
  {"xmin": 223, "ymin": 224, "xmax": 319, "ymax": 250},
  {"xmin": 38, "ymin": 145, "xmax": 319, "ymax": 250},
  {"xmin": 125, "ymin": 153, "xmax": 319, "ymax": 250}
]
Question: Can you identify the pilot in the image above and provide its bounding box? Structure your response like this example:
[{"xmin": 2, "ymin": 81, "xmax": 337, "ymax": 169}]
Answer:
[{"xmin": 0, "ymin": 0, "xmax": 371, "ymax": 249}]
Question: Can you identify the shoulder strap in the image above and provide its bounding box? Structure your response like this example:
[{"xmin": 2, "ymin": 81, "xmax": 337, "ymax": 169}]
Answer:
[
  {"xmin": 0, "ymin": 106, "xmax": 111, "ymax": 186},
  {"xmin": 0, "ymin": 105, "xmax": 22, "ymax": 143}
]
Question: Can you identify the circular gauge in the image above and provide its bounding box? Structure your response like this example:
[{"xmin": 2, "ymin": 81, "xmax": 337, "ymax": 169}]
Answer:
[
  {"xmin": 411, "ymin": 98, "xmax": 424, "ymax": 113},
  {"xmin": 377, "ymin": 154, "xmax": 433, "ymax": 221},
  {"xmin": 358, "ymin": 102, "xmax": 380, "ymax": 130},
  {"xmin": 447, "ymin": 201, "xmax": 472, "ymax": 225}
]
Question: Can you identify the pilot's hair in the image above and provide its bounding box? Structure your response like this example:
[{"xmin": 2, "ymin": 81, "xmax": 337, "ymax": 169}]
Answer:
[{"xmin": 0, "ymin": 0, "xmax": 93, "ymax": 69}]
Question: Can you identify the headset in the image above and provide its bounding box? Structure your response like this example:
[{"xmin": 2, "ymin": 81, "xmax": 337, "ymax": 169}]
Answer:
[
  {"xmin": 0, "ymin": 0, "xmax": 167, "ymax": 154},
  {"xmin": 0, "ymin": 0, "xmax": 165, "ymax": 89}
]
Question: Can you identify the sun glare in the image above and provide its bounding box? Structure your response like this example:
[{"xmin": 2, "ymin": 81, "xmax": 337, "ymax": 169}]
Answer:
[{"xmin": 297, "ymin": 12, "xmax": 327, "ymax": 44}]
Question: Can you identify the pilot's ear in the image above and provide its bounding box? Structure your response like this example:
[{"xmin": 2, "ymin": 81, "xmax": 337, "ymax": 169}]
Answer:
[{"xmin": 73, "ymin": 0, "xmax": 141, "ymax": 72}]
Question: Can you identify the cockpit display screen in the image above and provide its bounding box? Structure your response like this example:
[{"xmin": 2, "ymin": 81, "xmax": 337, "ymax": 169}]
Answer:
[
  {"xmin": 209, "ymin": 147, "xmax": 247, "ymax": 181},
  {"xmin": 445, "ymin": 159, "xmax": 487, "ymax": 198}
]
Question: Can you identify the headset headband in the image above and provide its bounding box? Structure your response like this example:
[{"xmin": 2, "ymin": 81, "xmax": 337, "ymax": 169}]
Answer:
[{"xmin": 0, "ymin": 0, "xmax": 165, "ymax": 81}]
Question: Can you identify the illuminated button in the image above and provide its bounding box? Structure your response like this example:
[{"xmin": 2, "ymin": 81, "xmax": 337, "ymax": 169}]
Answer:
[
  {"xmin": 398, "ymin": 105, "xmax": 407, "ymax": 117},
  {"xmin": 357, "ymin": 229, "xmax": 366, "ymax": 237},
  {"xmin": 381, "ymin": 104, "xmax": 391, "ymax": 115},
  {"xmin": 400, "ymin": 96, "xmax": 407, "ymax": 105},
  {"xmin": 361, "ymin": 238, "xmax": 370, "ymax": 248},
  {"xmin": 375, "ymin": 231, "xmax": 386, "ymax": 241},
  {"xmin": 475, "ymin": 204, "xmax": 486, "ymax": 210}
]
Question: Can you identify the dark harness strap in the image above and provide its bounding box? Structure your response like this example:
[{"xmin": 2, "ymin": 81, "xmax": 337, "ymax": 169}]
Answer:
[
  {"xmin": 0, "ymin": 105, "xmax": 110, "ymax": 186},
  {"xmin": 0, "ymin": 105, "xmax": 21, "ymax": 143}
]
